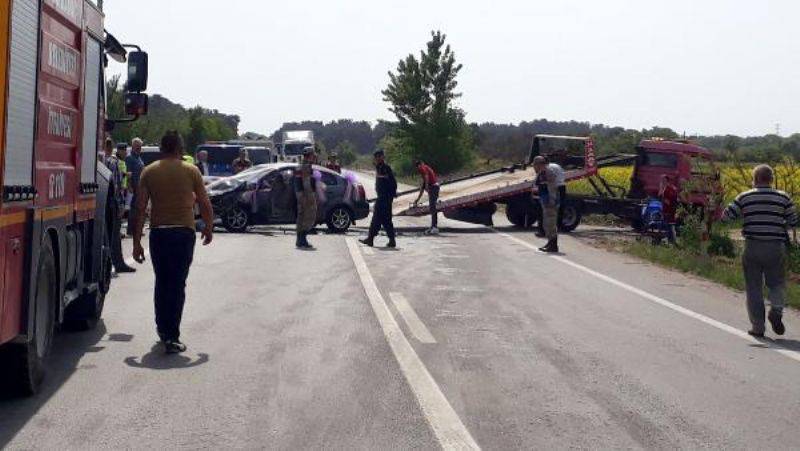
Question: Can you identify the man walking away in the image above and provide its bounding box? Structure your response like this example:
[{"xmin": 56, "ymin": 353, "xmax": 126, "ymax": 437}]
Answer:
[
  {"xmin": 413, "ymin": 160, "xmax": 440, "ymax": 235},
  {"xmin": 232, "ymin": 148, "xmax": 253, "ymax": 174},
  {"xmin": 550, "ymin": 160, "xmax": 567, "ymax": 229},
  {"xmin": 294, "ymin": 147, "xmax": 318, "ymax": 249},
  {"xmin": 126, "ymin": 138, "xmax": 146, "ymax": 237},
  {"xmin": 533, "ymin": 156, "xmax": 560, "ymax": 253},
  {"xmin": 360, "ymin": 150, "xmax": 397, "ymax": 248},
  {"xmin": 103, "ymin": 139, "xmax": 136, "ymax": 274},
  {"xmin": 133, "ymin": 131, "xmax": 214, "ymax": 354},
  {"xmin": 723, "ymin": 164, "xmax": 797, "ymax": 337},
  {"xmin": 196, "ymin": 150, "xmax": 210, "ymax": 176}
]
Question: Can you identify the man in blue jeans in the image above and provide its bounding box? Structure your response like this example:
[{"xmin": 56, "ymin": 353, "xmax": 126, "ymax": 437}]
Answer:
[{"xmin": 133, "ymin": 131, "xmax": 214, "ymax": 353}]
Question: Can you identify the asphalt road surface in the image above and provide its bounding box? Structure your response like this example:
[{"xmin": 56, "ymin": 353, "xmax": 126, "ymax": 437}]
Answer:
[{"xmin": 2, "ymin": 173, "xmax": 800, "ymax": 450}]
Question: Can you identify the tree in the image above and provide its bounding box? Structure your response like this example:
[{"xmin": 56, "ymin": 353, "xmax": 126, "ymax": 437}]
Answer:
[
  {"xmin": 382, "ymin": 31, "xmax": 475, "ymax": 174},
  {"xmin": 334, "ymin": 140, "xmax": 358, "ymax": 166}
]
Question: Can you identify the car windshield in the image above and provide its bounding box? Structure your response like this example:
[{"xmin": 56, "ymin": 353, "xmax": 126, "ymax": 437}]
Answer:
[
  {"xmin": 207, "ymin": 167, "xmax": 272, "ymax": 191},
  {"xmin": 283, "ymin": 143, "xmax": 309, "ymax": 156}
]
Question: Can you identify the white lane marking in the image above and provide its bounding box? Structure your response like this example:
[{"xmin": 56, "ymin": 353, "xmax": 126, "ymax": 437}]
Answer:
[
  {"xmin": 390, "ymin": 292, "xmax": 437, "ymax": 344},
  {"xmin": 493, "ymin": 230, "xmax": 800, "ymax": 364},
  {"xmin": 346, "ymin": 239, "xmax": 480, "ymax": 450}
]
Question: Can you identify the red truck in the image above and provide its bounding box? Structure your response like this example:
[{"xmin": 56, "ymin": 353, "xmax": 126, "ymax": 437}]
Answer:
[
  {"xmin": 0, "ymin": 0, "xmax": 148, "ymax": 394},
  {"xmin": 394, "ymin": 135, "xmax": 721, "ymax": 231}
]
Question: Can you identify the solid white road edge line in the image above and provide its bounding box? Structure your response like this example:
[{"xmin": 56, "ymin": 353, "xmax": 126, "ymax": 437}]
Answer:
[
  {"xmin": 493, "ymin": 230, "xmax": 800, "ymax": 364},
  {"xmin": 389, "ymin": 292, "xmax": 438, "ymax": 344},
  {"xmin": 346, "ymin": 238, "xmax": 480, "ymax": 450}
]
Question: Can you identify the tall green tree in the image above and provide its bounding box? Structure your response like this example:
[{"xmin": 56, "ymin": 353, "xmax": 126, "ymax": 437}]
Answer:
[{"xmin": 382, "ymin": 31, "xmax": 475, "ymax": 174}]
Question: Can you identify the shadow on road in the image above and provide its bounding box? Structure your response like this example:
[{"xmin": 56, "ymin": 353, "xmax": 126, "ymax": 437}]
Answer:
[
  {"xmin": 124, "ymin": 344, "xmax": 209, "ymax": 370},
  {"xmin": 749, "ymin": 336, "xmax": 800, "ymax": 352},
  {"xmin": 0, "ymin": 322, "xmax": 109, "ymax": 447}
]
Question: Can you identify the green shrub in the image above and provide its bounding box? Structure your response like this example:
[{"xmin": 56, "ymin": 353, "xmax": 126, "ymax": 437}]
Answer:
[{"xmin": 708, "ymin": 233, "xmax": 736, "ymax": 258}]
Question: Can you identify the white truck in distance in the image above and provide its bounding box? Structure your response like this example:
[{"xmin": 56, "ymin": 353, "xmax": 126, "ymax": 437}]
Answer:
[{"xmin": 279, "ymin": 130, "xmax": 315, "ymax": 163}]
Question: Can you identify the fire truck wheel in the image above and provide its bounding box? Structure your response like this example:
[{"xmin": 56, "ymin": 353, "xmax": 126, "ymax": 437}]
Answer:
[
  {"xmin": 0, "ymin": 241, "xmax": 56, "ymax": 395},
  {"xmin": 65, "ymin": 228, "xmax": 110, "ymax": 331}
]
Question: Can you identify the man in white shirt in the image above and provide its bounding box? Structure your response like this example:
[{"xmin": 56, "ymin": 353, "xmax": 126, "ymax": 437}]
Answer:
[
  {"xmin": 196, "ymin": 150, "xmax": 210, "ymax": 176},
  {"xmin": 537, "ymin": 161, "xmax": 567, "ymax": 236}
]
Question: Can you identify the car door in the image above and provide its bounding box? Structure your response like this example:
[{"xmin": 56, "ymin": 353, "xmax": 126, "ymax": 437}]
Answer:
[
  {"xmin": 270, "ymin": 169, "xmax": 296, "ymax": 223},
  {"xmin": 319, "ymin": 170, "xmax": 342, "ymax": 212}
]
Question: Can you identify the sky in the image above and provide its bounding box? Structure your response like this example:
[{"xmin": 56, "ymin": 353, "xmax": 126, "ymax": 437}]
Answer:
[{"xmin": 104, "ymin": 0, "xmax": 800, "ymax": 137}]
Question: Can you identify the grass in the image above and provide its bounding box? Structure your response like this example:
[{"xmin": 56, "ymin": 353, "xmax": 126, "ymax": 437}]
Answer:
[{"xmin": 622, "ymin": 241, "xmax": 800, "ymax": 309}]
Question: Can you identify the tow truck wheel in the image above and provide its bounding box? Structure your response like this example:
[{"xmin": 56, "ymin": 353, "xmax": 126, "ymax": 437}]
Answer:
[
  {"xmin": 326, "ymin": 206, "xmax": 353, "ymax": 233},
  {"xmin": 223, "ymin": 206, "xmax": 249, "ymax": 233},
  {"xmin": 0, "ymin": 241, "xmax": 56, "ymax": 395},
  {"xmin": 506, "ymin": 200, "xmax": 538, "ymax": 229},
  {"xmin": 559, "ymin": 201, "xmax": 583, "ymax": 232}
]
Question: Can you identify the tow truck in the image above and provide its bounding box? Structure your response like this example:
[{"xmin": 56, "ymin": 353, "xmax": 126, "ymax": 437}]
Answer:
[
  {"xmin": 0, "ymin": 0, "xmax": 149, "ymax": 394},
  {"xmin": 394, "ymin": 135, "xmax": 720, "ymax": 230}
]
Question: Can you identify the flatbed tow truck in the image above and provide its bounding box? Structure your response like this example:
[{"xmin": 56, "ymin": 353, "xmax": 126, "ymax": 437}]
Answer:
[{"xmin": 391, "ymin": 134, "xmax": 719, "ymax": 231}]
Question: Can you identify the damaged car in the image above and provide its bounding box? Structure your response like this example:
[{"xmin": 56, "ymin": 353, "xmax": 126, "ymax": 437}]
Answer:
[{"xmin": 206, "ymin": 163, "xmax": 370, "ymax": 233}]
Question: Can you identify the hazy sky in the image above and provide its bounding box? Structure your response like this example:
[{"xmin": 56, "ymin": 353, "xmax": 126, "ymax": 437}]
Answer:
[{"xmin": 104, "ymin": 0, "xmax": 799, "ymax": 137}]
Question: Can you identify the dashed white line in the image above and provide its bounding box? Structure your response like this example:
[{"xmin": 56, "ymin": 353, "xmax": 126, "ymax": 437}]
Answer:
[
  {"xmin": 346, "ymin": 238, "xmax": 480, "ymax": 450},
  {"xmin": 493, "ymin": 229, "xmax": 800, "ymax": 364},
  {"xmin": 390, "ymin": 292, "xmax": 437, "ymax": 344}
]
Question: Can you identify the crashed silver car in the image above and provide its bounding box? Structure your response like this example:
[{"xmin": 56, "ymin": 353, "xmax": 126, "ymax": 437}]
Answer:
[{"xmin": 205, "ymin": 163, "xmax": 370, "ymax": 233}]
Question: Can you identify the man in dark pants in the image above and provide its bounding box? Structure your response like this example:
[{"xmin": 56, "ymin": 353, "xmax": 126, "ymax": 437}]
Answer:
[
  {"xmin": 133, "ymin": 131, "xmax": 214, "ymax": 354},
  {"xmin": 294, "ymin": 147, "xmax": 318, "ymax": 249},
  {"xmin": 360, "ymin": 150, "xmax": 397, "ymax": 248},
  {"xmin": 413, "ymin": 160, "xmax": 440, "ymax": 235}
]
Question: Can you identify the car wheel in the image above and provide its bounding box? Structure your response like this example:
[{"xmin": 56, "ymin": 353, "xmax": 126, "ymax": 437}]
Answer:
[
  {"xmin": 223, "ymin": 206, "xmax": 249, "ymax": 233},
  {"xmin": 326, "ymin": 206, "xmax": 353, "ymax": 233}
]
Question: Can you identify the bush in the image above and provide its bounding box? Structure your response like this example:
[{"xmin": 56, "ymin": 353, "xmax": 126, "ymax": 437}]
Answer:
[
  {"xmin": 787, "ymin": 242, "xmax": 800, "ymax": 274},
  {"xmin": 707, "ymin": 233, "xmax": 736, "ymax": 258}
]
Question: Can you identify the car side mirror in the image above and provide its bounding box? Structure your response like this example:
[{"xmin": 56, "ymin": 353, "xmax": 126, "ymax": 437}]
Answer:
[
  {"xmin": 125, "ymin": 93, "xmax": 149, "ymax": 116},
  {"xmin": 127, "ymin": 51, "xmax": 149, "ymax": 93}
]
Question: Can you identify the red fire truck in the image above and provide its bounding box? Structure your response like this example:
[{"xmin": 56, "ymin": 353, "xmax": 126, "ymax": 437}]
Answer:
[{"xmin": 0, "ymin": 0, "xmax": 148, "ymax": 394}]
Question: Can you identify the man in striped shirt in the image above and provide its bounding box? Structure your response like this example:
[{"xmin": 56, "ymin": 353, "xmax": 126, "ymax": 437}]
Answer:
[{"xmin": 723, "ymin": 164, "xmax": 797, "ymax": 337}]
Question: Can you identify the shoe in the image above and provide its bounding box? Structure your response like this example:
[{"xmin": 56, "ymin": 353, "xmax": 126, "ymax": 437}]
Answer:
[
  {"xmin": 539, "ymin": 239, "xmax": 559, "ymax": 253},
  {"xmin": 164, "ymin": 340, "xmax": 187, "ymax": 354},
  {"xmin": 115, "ymin": 265, "xmax": 137, "ymax": 274},
  {"xmin": 359, "ymin": 238, "xmax": 374, "ymax": 247},
  {"xmin": 428, "ymin": 227, "xmax": 439, "ymax": 235},
  {"xmin": 535, "ymin": 230, "xmax": 546, "ymax": 238},
  {"xmin": 747, "ymin": 329, "xmax": 765, "ymax": 338},
  {"xmin": 768, "ymin": 309, "xmax": 785, "ymax": 335},
  {"xmin": 387, "ymin": 240, "xmax": 397, "ymax": 248}
]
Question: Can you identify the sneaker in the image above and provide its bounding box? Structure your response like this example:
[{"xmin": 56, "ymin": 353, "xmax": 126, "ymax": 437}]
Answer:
[
  {"xmin": 115, "ymin": 265, "xmax": 137, "ymax": 274},
  {"xmin": 164, "ymin": 340, "xmax": 187, "ymax": 354},
  {"xmin": 425, "ymin": 227, "xmax": 439, "ymax": 235},
  {"xmin": 768, "ymin": 310, "xmax": 785, "ymax": 335},
  {"xmin": 747, "ymin": 329, "xmax": 765, "ymax": 338},
  {"xmin": 359, "ymin": 238, "xmax": 374, "ymax": 247}
]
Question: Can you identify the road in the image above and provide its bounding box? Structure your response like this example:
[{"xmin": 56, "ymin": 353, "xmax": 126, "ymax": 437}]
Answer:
[{"xmin": 2, "ymin": 173, "xmax": 800, "ymax": 449}]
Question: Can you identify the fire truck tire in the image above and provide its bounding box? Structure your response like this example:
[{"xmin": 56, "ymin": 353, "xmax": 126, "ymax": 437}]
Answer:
[
  {"xmin": 65, "ymin": 227, "xmax": 110, "ymax": 331},
  {"xmin": 559, "ymin": 201, "xmax": 583, "ymax": 232},
  {"xmin": 0, "ymin": 240, "xmax": 56, "ymax": 395}
]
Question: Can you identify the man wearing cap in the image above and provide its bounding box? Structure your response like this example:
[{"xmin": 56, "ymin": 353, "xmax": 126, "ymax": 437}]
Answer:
[
  {"xmin": 533, "ymin": 156, "xmax": 560, "ymax": 253},
  {"xmin": 326, "ymin": 153, "xmax": 342, "ymax": 174},
  {"xmin": 360, "ymin": 150, "xmax": 397, "ymax": 248},
  {"xmin": 294, "ymin": 147, "xmax": 318, "ymax": 249}
]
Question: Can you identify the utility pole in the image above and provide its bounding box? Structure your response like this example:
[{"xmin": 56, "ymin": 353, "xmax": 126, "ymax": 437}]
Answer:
[{"xmin": 776, "ymin": 123, "xmax": 781, "ymax": 137}]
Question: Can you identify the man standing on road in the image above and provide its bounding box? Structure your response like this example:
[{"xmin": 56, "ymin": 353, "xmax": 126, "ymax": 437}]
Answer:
[
  {"xmin": 232, "ymin": 148, "xmax": 253, "ymax": 174},
  {"xmin": 133, "ymin": 131, "xmax": 214, "ymax": 354},
  {"xmin": 534, "ymin": 156, "xmax": 560, "ymax": 253},
  {"xmin": 294, "ymin": 147, "xmax": 318, "ymax": 249},
  {"xmin": 412, "ymin": 159, "xmax": 440, "ymax": 235},
  {"xmin": 126, "ymin": 138, "xmax": 145, "ymax": 237},
  {"xmin": 723, "ymin": 164, "xmax": 797, "ymax": 338},
  {"xmin": 360, "ymin": 150, "xmax": 397, "ymax": 248},
  {"xmin": 196, "ymin": 150, "xmax": 210, "ymax": 176},
  {"xmin": 103, "ymin": 139, "xmax": 136, "ymax": 274},
  {"xmin": 537, "ymin": 159, "xmax": 566, "ymax": 236}
]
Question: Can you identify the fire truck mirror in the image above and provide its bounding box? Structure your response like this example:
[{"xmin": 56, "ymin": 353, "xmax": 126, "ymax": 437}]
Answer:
[
  {"xmin": 126, "ymin": 51, "xmax": 149, "ymax": 93},
  {"xmin": 125, "ymin": 93, "xmax": 149, "ymax": 117}
]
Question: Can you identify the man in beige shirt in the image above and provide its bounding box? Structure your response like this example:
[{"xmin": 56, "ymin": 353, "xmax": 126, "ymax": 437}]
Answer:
[{"xmin": 133, "ymin": 131, "xmax": 214, "ymax": 354}]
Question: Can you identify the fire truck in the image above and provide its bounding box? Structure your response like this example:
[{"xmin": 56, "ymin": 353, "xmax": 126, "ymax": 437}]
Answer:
[{"xmin": 0, "ymin": 0, "xmax": 148, "ymax": 394}]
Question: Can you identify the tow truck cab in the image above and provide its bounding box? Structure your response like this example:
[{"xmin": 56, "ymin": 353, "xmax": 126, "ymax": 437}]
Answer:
[{"xmin": 629, "ymin": 139, "xmax": 720, "ymax": 207}]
